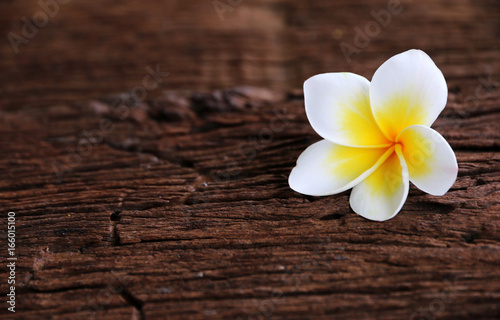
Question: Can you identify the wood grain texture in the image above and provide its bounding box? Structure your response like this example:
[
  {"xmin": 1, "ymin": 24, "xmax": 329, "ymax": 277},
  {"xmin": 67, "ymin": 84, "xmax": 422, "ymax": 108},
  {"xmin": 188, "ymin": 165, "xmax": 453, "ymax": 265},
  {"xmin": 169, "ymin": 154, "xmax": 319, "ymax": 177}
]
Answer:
[{"xmin": 0, "ymin": 0, "xmax": 500, "ymax": 319}]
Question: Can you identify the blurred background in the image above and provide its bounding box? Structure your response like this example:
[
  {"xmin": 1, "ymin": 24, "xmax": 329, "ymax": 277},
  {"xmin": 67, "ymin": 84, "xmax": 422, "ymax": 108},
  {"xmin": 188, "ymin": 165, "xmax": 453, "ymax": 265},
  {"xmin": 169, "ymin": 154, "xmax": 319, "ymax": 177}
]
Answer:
[{"xmin": 1, "ymin": 0, "xmax": 498, "ymax": 107}]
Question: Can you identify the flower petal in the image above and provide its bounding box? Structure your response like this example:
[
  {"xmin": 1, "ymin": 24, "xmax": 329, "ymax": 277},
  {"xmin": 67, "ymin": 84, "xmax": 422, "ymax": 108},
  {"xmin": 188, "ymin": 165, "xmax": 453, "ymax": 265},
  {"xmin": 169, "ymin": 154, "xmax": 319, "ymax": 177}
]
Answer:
[
  {"xmin": 370, "ymin": 50, "xmax": 448, "ymax": 141},
  {"xmin": 289, "ymin": 140, "xmax": 394, "ymax": 196},
  {"xmin": 304, "ymin": 73, "xmax": 391, "ymax": 147},
  {"xmin": 349, "ymin": 146, "xmax": 409, "ymax": 221},
  {"xmin": 396, "ymin": 125, "xmax": 458, "ymax": 196}
]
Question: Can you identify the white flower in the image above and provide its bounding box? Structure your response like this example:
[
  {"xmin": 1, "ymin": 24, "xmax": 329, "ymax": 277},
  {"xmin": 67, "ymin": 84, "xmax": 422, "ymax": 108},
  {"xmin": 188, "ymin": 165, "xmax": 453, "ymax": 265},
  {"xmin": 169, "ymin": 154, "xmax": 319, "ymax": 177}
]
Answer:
[{"xmin": 289, "ymin": 49, "xmax": 458, "ymax": 221}]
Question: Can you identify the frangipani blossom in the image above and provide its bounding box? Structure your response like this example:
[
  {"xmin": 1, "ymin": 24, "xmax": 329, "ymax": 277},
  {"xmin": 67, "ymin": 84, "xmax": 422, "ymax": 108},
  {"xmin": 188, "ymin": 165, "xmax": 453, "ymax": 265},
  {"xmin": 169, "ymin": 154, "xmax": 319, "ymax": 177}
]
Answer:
[{"xmin": 289, "ymin": 49, "xmax": 458, "ymax": 221}]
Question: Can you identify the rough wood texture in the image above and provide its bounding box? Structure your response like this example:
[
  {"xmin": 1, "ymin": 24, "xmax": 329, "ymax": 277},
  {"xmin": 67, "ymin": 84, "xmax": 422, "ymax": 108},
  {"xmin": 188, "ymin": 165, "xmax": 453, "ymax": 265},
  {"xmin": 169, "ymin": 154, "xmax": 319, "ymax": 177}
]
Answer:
[{"xmin": 1, "ymin": 0, "xmax": 500, "ymax": 319}]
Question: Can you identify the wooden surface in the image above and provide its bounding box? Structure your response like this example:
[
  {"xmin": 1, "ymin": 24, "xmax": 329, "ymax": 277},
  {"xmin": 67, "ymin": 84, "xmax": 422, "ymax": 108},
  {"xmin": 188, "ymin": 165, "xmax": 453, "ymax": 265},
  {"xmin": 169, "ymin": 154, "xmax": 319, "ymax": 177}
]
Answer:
[{"xmin": 1, "ymin": 0, "xmax": 500, "ymax": 319}]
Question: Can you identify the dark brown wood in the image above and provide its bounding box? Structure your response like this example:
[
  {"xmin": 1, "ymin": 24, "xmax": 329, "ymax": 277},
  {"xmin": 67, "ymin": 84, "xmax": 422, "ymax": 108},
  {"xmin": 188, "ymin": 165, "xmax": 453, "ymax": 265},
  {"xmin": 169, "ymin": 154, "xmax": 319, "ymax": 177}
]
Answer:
[{"xmin": 1, "ymin": 0, "xmax": 500, "ymax": 319}]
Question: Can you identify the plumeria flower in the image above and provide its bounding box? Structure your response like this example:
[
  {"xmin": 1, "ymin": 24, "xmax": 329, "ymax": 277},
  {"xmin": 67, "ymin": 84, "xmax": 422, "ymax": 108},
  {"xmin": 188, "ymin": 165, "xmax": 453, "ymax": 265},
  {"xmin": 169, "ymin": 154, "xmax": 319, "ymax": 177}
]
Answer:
[{"xmin": 289, "ymin": 49, "xmax": 458, "ymax": 221}]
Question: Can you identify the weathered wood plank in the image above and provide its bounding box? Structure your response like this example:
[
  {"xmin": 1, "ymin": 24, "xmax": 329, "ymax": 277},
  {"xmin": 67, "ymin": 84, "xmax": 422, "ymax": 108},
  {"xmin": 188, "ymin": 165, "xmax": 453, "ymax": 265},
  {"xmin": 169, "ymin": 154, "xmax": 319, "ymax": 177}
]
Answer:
[
  {"xmin": 1, "ymin": 84, "xmax": 499, "ymax": 319},
  {"xmin": 0, "ymin": 0, "xmax": 499, "ymax": 319}
]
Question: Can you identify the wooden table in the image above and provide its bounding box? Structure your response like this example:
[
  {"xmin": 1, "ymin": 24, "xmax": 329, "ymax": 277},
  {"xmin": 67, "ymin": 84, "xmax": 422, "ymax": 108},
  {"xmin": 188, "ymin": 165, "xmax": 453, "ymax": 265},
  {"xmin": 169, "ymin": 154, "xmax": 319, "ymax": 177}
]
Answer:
[{"xmin": 1, "ymin": 0, "xmax": 499, "ymax": 319}]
